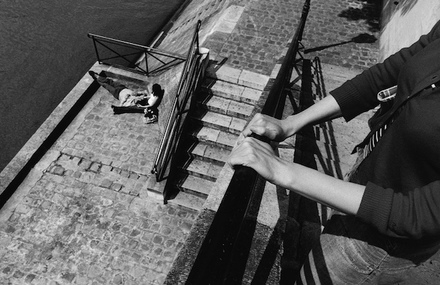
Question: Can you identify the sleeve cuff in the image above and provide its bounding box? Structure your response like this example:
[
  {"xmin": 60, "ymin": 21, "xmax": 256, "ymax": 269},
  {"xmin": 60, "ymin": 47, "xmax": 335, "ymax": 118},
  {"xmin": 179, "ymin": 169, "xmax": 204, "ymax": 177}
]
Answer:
[
  {"xmin": 356, "ymin": 181, "xmax": 394, "ymax": 235},
  {"xmin": 330, "ymin": 82, "xmax": 364, "ymax": 122}
]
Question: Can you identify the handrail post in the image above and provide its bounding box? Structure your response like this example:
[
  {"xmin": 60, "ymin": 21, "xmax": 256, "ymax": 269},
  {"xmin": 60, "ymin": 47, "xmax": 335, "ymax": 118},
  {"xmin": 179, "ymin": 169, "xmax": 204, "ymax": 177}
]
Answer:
[
  {"xmin": 147, "ymin": 51, "xmax": 150, "ymax": 74},
  {"xmin": 90, "ymin": 35, "xmax": 101, "ymax": 64}
]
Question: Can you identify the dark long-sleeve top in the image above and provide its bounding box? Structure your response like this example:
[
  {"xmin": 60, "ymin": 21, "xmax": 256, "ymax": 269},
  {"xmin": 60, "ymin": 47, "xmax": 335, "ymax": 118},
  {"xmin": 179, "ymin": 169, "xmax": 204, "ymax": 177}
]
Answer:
[{"xmin": 330, "ymin": 20, "xmax": 440, "ymax": 240}]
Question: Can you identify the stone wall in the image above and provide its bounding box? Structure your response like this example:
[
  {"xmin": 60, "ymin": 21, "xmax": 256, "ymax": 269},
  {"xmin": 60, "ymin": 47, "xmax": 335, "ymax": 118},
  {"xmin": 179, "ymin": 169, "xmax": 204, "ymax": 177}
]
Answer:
[{"xmin": 380, "ymin": 0, "xmax": 440, "ymax": 61}]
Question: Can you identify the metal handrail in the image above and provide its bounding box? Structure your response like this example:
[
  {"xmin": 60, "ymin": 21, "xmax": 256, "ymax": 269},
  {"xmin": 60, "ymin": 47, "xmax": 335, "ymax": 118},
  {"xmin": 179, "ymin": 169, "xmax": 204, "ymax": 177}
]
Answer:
[
  {"xmin": 185, "ymin": 1, "xmax": 311, "ymax": 283},
  {"xmin": 88, "ymin": 33, "xmax": 186, "ymax": 76},
  {"xmin": 152, "ymin": 20, "xmax": 205, "ymax": 184}
]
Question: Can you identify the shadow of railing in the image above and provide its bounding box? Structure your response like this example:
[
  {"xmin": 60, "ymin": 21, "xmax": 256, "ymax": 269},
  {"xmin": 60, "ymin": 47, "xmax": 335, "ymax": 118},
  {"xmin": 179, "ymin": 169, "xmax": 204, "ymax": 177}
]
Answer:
[{"xmin": 304, "ymin": 33, "xmax": 377, "ymax": 54}]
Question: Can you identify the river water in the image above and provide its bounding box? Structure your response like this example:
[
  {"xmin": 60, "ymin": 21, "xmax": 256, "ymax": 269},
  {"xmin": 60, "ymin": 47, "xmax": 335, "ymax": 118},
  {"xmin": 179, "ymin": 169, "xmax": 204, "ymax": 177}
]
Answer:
[{"xmin": 0, "ymin": 0, "xmax": 184, "ymax": 172}]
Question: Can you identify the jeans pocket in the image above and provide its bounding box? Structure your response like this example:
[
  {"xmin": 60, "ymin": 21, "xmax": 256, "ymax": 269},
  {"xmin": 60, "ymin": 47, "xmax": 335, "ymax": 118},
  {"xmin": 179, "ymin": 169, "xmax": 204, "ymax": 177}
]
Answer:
[
  {"xmin": 341, "ymin": 237, "xmax": 379, "ymax": 275},
  {"xmin": 327, "ymin": 234, "xmax": 388, "ymax": 284}
]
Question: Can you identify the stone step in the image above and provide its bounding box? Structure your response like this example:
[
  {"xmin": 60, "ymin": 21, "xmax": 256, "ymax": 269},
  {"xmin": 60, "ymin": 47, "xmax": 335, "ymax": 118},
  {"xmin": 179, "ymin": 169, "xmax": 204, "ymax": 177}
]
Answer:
[
  {"xmin": 167, "ymin": 191, "xmax": 205, "ymax": 212},
  {"xmin": 201, "ymin": 78, "xmax": 262, "ymax": 105},
  {"xmin": 182, "ymin": 157, "xmax": 223, "ymax": 182},
  {"xmin": 192, "ymin": 110, "xmax": 246, "ymax": 136},
  {"xmin": 205, "ymin": 63, "xmax": 269, "ymax": 91},
  {"xmin": 193, "ymin": 126, "xmax": 239, "ymax": 150},
  {"xmin": 197, "ymin": 94, "xmax": 254, "ymax": 120},
  {"xmin": 180, "ymin": 174, "xmax": 215, "ymax": 198},
  {"xmin": 191, "ymin": 142, "xmax": 230, "ymax": 164}
]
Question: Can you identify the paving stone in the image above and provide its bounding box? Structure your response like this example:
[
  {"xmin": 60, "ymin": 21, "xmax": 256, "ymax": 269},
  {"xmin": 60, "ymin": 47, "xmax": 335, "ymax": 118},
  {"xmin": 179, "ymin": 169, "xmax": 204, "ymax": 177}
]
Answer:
[
  {"xmin": 216, "ymin": 131, "xmax": 239, "ymax": 149},
  {"xmin": 185, "ymin": 158, "xmax": 222, "ymax": 182},
  {"xmin": 200, "ymin": 111, "xmax": 233, "ymax": 131},
  {"xmin": 240, "ymin": 87, "xmax": 262, "ymax": 104},
  {"xmin": 208, "ymin": 79, "xmax": 246, "ymax": 101},
  {"xmin": 238, "ymin": 70, "xmax": 270, "ymax": 90},
  {"xmin": 181, "ymin": 175, "xmax": 215, "ymax": 197},
  {"xmin": 202, "ymin": 145, "xmax": 230, "ymax": 163},
  {"xmin": 227, "ymin": 100, "xmax": 253, "ymax": 118},
  {"xmin": 191, "ymin": 143, "xmax": 208, "ymax": 158},
  {"xmin": 168, "ymin": 191, "xmax": 206, "ymax": 212},
  {"xmin": 207, "ymin": 64, "xmax": 242, "ymax": 84},
  {"xmin": 204, "ymin": 96, "xmax": 231, "ymax": 114},
  {"xmin": 229, "ymin": 117, "xmax": 247, "ymax": 134},
  {"xmin": 196, "ymin": 126, "xmax": 220, "ymax": 143}
]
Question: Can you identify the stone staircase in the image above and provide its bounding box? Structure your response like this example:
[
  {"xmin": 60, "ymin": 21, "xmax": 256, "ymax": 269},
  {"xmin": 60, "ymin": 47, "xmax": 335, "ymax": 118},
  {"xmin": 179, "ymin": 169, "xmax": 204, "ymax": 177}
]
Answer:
[{"xmin": 165, "ymin": 64, "xmax": 266, "ymax": 211}]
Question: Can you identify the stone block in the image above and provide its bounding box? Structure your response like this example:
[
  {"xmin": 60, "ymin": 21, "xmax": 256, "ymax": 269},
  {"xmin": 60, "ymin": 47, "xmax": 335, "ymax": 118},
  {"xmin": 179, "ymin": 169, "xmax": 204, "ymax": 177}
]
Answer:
[
  {"xmin": 209, "ymin": 65, "xmax": 241, "ymax": 84},
  {"xmin": 238, "ymin": 70, "xmax": 270, "ymax": 90},
  {"xmin": 240, "ymin": 87, "xmax": 262, "ymax": 104}
]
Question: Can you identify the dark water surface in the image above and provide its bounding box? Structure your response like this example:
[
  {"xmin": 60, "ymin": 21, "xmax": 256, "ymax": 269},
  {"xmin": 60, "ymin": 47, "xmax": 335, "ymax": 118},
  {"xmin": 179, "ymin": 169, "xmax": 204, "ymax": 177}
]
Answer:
[{"xmin": 0, "ymin": 0, "xmax": 183, "ymax": 172}]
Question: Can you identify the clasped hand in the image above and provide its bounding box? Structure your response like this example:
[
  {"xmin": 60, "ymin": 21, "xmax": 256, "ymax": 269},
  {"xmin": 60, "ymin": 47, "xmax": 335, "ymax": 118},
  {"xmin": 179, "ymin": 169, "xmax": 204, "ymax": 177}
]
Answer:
[{"xmin": 228, "ymin": 114, "xmax": 292, "ymax": 184}]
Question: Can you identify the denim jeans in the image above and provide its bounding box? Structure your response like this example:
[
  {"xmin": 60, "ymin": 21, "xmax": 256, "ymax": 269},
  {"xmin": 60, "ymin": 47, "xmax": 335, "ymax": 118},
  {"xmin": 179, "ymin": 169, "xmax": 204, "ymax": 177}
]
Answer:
[{"xmin": 296, "ymin": 215, "xmax": 440, "ymax": 284}]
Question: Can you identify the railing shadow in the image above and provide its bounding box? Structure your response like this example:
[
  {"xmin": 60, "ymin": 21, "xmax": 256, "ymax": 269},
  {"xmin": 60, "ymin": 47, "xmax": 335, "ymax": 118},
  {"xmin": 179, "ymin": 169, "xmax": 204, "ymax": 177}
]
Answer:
[
  {"xmin": 304, "ymin": 33, "xmax": 377, "ymax": 54},
  {"xmin": 309, "ymin": 56, "xmax": 345, "ymax": 227}
]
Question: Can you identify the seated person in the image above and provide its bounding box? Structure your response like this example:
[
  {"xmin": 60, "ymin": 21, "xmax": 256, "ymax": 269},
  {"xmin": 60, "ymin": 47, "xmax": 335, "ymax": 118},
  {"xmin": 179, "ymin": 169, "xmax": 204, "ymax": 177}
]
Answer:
[
  {"xmin": 141, "ymin": 83, "xmax": 164, "ymax": 124},
  {"xmin": 89, "ymin": 71, "xmax": 164, "ymax": 124}
]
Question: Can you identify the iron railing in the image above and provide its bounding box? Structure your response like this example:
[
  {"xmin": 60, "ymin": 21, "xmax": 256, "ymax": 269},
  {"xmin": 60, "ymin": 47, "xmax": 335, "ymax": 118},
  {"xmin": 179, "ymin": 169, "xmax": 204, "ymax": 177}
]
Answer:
[
  {"xmin": 88, "ymin": 33, "xmax": 186, "ymax": 76},
  {"xmin": 185, "ymin": 1, "xmax": 311, "ymax": 283},
  {"xmin": 151, "ymin": 20, "xmax": 207, "ymax": 184}
]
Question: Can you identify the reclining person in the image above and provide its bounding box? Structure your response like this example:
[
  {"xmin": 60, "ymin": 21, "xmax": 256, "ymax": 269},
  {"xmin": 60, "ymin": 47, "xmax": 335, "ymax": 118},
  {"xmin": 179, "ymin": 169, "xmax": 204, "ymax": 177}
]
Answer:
[{"xmin": 89, "ymin": 71, "xmax": 164, "ymax": 123}]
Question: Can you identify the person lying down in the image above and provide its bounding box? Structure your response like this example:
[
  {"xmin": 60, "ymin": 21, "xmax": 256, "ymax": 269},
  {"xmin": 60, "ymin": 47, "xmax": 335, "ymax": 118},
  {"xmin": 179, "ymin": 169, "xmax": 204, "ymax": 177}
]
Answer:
[{"xmin": 89, "ymin": 70, "xmax": 164, "ymax": 124}]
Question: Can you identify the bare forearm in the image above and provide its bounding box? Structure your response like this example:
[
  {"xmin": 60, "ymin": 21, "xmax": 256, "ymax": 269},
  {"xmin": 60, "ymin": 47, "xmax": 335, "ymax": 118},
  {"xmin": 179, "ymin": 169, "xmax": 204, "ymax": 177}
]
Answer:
[
  {"xmin": 273, "ymin": 158, "xmax": 364, "ymax": 215},
  {"xmin": 283, "ymin": 95, "xmax": 342, "ymax": 136}
]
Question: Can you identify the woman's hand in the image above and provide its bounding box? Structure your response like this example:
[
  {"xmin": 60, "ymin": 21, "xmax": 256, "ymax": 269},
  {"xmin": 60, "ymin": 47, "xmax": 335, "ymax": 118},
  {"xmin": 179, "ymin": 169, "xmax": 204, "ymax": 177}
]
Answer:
[
  {"xmin": 242, "ymin": 113, "xmax": 294, "ymax": 142},
  {"xmin": 228, "ymin": 136, "xmax": 283, "ymax": 184}
]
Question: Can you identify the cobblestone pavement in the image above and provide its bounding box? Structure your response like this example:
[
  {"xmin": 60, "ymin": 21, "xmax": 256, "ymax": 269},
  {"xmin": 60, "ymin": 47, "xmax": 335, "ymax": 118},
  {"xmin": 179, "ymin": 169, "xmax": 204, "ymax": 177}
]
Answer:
[
  {"xmin": 0, "ymin": 0, "xmax": 382, "ymax": 284},
  {"xmin": 302, "ymin": 0, "xmax": 380, "ymax": 70},
  {"xmin": 205, "ymin": 0, "xmax": 380, "ymax": 77},
  {"xmin": 0, "ymin": 87, "xmax": 199, "ymax": 285}
]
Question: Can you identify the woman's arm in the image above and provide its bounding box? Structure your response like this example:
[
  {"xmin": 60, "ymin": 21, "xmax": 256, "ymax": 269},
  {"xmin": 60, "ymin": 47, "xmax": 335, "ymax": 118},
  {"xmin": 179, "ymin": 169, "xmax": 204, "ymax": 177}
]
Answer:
[{"xmin": 228, "ymin": 137, "xmax": 364, "ymax": 215}]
